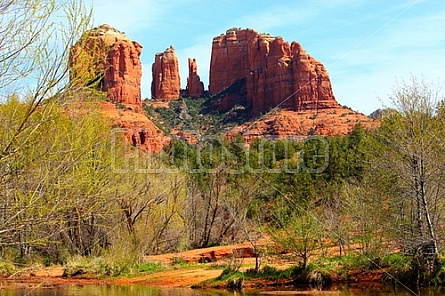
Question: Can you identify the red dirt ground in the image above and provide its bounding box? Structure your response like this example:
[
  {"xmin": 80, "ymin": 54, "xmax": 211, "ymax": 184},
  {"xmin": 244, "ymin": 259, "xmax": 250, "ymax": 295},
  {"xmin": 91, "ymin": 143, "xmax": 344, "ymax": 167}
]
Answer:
[
  {"xmin": 0, "ymin": 242, "xmax": 262, "ymax": 289},
  {"xmin": 0, "ymin": 242, "xmax": 385, "ymax": 290}
]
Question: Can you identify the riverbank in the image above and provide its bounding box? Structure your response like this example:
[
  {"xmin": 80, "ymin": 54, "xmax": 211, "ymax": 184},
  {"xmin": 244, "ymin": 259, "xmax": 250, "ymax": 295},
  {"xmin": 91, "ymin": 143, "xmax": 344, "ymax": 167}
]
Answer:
[
  {"xmin": 0, "ymin": 266, "xmax": 387, "ymax": 294},
  {"xmin": 0, "ymin": 242, "xmax": 395, "ymax": 291}
]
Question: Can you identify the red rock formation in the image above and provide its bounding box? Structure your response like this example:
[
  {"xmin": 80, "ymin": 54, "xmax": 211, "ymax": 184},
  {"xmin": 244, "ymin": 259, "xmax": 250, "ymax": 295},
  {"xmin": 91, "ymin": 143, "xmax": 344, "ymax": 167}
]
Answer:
[
  {"xmin": 227, "ymin": 108, "xmax": 379, "ymax": 143},
  {"xmin": 170, "ymin": 130, "xmax": 198, "ymax": 145},
  {"xmin": 70, "ymin": 24, "xmax": 143, "ymax": 111},
  {"xmin": 209, "ymin": 28, "xmax": 340, "ymax": 116},
  {"xmin": 151, "ymin": 45, "xmax": 181, "ymax": 101},
  {"xmin": 70, "ymin": 25, "xmax": 168, "ymax": 152},
  {"xmin": 186, "ymin": 58, "xmax": 204, "ymax": 98},
  {"xmin": 98, "ymin": 102, "xmax": 169, "ymax": 153}
]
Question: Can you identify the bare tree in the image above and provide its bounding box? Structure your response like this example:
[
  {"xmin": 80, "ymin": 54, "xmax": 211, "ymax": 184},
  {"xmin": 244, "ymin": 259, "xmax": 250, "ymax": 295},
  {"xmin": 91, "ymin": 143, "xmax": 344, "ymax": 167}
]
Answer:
[
  {"xmin": 0, "ymin": 0, "xmax": 92, "ymax": 162},
  {"xmin": 372, "ymin": 77, "xmax": 445, "ymax": 280},
  {"xmin": 0, "ymin": 1, "xmax": 95, "ymax": 259}
]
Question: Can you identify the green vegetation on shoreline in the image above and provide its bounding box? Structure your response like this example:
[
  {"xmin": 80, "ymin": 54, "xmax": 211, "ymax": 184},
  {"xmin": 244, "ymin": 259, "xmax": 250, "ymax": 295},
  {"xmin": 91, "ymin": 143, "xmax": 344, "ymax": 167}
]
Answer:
[
  {"xmin": 1, "ymin": 0, "xmax": 445, "ymax": 291},
  {"xmin": 2, "ymin": 78, "xmax": 445, "ymax": 289}
]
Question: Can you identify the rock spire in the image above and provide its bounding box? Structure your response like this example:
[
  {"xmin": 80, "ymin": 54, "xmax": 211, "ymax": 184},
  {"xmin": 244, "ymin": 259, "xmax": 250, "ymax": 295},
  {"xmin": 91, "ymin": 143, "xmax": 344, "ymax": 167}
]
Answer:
[{"xmin": 151, "ymin": 45, "xmax": 181, "ymax": 101}]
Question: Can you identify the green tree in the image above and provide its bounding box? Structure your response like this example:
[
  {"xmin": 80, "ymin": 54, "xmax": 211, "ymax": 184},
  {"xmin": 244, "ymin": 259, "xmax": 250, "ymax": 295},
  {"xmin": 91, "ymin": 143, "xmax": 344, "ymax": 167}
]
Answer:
[
  {"xmin": 370, "ymin": 77, "xmax": 445, "ymax": 280},
  {"xmin": 269, "ymin": 203, "xmax": 322, "ymax": 268},
  {"xmin": 0, "ymin": 99, "xmax": 117, "ymax": 260},
  {"xmin": 0, "ymin": 0, "xmax": 91, "ymax": 161}
]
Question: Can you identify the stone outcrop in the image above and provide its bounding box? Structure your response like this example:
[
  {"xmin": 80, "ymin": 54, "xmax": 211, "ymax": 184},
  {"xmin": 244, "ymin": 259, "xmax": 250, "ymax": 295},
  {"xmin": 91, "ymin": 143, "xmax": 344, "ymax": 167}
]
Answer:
[
  {"xmin": 70, "ymin": 24, "xmax": 143, "ymax": 110},
  {"xmin": 98, "ymin": 102, "xmax": 169, "ymax": 153},
  {"xmin": 70, "ymin": 25, "xmax": 168, "ymax": 152},
  {"xmin": 151, "ymin": 45, "xmax": 181, "ymax": 100},
  {"xmin": 227, "ymin": 108, "xmax": 379, "ymax": 143},
  {"xmin": 186, "ymin": 58, "xmax": 205, "ymax": 98},
  {"xmin": 145, "ymin": 242, "xmax": 259, "ymax": 264},
  {"xmin": 209, "ymin": 28, "xmax": 340, "ymax": 116}
]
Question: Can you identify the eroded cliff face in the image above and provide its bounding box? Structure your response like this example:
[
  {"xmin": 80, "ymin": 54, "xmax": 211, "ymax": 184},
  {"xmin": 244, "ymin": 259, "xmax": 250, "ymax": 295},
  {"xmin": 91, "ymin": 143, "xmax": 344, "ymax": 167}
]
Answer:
[
  {"xmin": 70, "ymin": 25, "xmax": 167, "ymax": 152},
  {"xmin": 151, "ymin": 45, "xmax": 181, "ymax": 101},
  {"xmin": 209, "ymin": 28, "xmax": 340, "ymax": 116},
  {"xmin": 70, "ymin": 24, "xmax": 143, "ymax": 110},
  {"xmin": 227, "ymin": 108, "xmax": 379, "ymax": 143},
  {"xmin": 186, "ymin": 58, "xmax": 205, "ymax": 98},
  {"xmin": 99, "ymin": 102, "xmax": 169, "ymax": 153}
]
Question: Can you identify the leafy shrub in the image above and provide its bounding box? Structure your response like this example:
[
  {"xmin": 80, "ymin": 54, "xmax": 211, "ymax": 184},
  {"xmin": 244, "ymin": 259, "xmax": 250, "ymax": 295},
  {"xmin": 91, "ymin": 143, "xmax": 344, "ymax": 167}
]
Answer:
[
  {"xmin": 136, "ymin": 262, "xmax": 163, "ymax": 273},
  {"xmin": 216, "ymin": 266, "xmax": 243, "ymax": 281},
  {"xmin": 172, "ymin": 256, "xmax": 187, "ymax": 266},
  {"xmin": 432, "ymin": 260, "xmax": 445, "ymax": 285},
  {"xmin": 0, "ymin": 261, "xmax": 16, "ymax": 276},
  {"xmin": 289, "ymin": 264, "xmax": 331, "ymax": 287}
]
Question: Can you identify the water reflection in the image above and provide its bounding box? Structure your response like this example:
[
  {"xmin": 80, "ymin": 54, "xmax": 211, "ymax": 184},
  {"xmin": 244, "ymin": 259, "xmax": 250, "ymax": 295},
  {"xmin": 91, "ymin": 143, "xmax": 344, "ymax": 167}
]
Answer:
[
  {"xmin": 0, "ymin": 284, "xmax": 444, "ymax": 296},
  {"xmin": 0, "ymin": 285, "xmax": 226, "ymax": 296}
]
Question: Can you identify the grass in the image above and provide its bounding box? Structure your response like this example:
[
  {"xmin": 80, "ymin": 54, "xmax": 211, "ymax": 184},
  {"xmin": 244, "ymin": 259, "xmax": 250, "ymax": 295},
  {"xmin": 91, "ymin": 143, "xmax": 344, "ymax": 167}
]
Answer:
[
  {"xmin": 216, "ymin": 266, "xmax": 244, "ymax": 281},
  {"xmin": 199, "ymin": 263, "xmax": 332, "ymax": 290},
  {"xmin": 244, "ymin": 265, "xmax": 293, "ymax": 281},
  {"xmin": 130, "ymin": 262, "xmax": 164, "ymax": 275},
  {"xmin": 64, "ymin": 255, "xmax": 166, "ymax": 278},
  {"xmin": 309, "ymin": 252, "xmax": 376, "ymax": 276}
]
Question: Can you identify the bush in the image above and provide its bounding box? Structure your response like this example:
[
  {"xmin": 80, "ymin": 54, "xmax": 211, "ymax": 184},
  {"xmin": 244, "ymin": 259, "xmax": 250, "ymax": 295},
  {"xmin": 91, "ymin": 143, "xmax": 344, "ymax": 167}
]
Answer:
[
  {"xmin": 0, "ymin": 261, "xmax": 16, "ymax": 276},
  {"xmin": 289, "ymin": 264, "xmax": 331, "ymax": 287},
  {"xmin": 136, "ymin": 262, "xmax": 163, "ymax": 273},
  {"xmin": 216, "ymin": 266, "xmax": 243, "ymax": 281},
  {"xmin": 65, "ymin": 246, "xmax": 140, "ymax": 278},
  {"xmin": 432, "ymin": 260, "xmax": 445, "ymax": 285},
  {"xmin": 172, "ymin": 257, "xmax": 187, "ymax": 266}
]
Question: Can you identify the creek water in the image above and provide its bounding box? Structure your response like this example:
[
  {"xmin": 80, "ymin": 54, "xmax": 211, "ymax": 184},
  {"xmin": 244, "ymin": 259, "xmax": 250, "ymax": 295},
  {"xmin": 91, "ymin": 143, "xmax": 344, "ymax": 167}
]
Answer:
[{"xmin": 0, "ymin": 284, "xmax": 444, "ymax": 296}]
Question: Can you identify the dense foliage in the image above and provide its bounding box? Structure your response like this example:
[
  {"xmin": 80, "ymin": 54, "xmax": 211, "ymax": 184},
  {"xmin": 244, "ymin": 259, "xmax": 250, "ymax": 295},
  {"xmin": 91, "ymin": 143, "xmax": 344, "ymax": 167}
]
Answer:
[
  {"xmin": 1, "ymin": 0, "xmax": 445, "ymax": 286},
  {"xmin": 3, "ymin": 78, "xmax": 445, "ymax": 284}
]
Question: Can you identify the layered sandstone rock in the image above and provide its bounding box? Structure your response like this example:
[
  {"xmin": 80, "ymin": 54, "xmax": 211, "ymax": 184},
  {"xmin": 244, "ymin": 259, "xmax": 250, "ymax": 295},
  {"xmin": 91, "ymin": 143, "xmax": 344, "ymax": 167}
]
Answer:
[
  {"xmin": 186, "ymin": 58, "xmax": 205, "ymax": 98},
  {"xmin": 209, "ymin": 28, "xmax": 340, "ymax": 116},
  {"xmin": 70, "ymin": 25, "xmax": 167, "ymax": 152},
  {"xmin": 98, "ymin": 102, "xmax": 169, "ymax": 153},
  {"xmin": 70, "ymin": 24, "xmax": 143, "ymax": 110},
  {"xmin": 227, "ymin": 108, "xmax": 379, "ymax": 143},
  {"xmin": 151, "ymin": 45, "xmax": 181, "ymax": 101}
]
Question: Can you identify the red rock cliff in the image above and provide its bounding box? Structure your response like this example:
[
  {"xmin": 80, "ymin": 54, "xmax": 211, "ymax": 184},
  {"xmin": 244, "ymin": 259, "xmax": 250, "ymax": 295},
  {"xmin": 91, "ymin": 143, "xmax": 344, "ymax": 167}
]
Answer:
[
  {"xmin": 186, "ymin": 58, "xmax": 204, "ymax": 98},
  {"xmin": 70, "ymin": 25, "xmax": 167, "ymax": 152},
  {"xmin": 209, "ymin": 28, "xmax": 340, "ymax": 116},
  {"xmin": 151, "ymin": 45, "xmax": 181, "ymax": 101},
  {"xmin": 70, "ymin": 24, "xmax": 143, "ymax": 110}
]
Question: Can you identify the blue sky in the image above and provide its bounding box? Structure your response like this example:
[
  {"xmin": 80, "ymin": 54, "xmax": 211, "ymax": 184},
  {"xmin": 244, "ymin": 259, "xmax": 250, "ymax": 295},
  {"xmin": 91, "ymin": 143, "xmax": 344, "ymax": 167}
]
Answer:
[{"xmin": 90, "ymin": 0, "xmax": 445, "ymax": 114}]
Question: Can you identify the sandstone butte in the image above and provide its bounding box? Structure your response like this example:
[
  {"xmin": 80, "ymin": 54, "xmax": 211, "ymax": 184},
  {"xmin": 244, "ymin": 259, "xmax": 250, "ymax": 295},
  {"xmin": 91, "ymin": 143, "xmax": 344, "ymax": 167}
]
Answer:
[
  {"xmin": 209, "ymin": 27, "xmax": 341, "ymax": 115},
  {"xmin": 186, "ymin": 58, "xmax": 205, "ymax": 98},
  {"xmin": 208, "ymin": 28, "xmax": 378, "ymax": 140},
  {"xmin": 70, "ymin": 24, "xmax": 168, "ymax": 152},
  {"xmin": 151, "ymin": 45, "xmax": 181, "ymax": 101}
]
